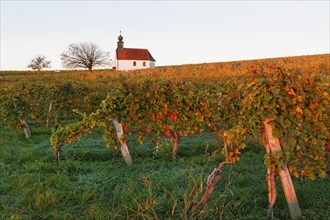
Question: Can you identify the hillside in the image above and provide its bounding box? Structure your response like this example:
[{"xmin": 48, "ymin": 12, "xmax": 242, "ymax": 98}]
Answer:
[
  {"xmin": 0, "ymin": 53, "xmax": 329, "ymax": 219},
  {"xmin": 1, "ymin": 54, "xmax": 329, "ymax": 86}
]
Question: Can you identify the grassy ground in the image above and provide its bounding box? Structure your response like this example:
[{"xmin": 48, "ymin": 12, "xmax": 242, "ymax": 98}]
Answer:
[{"xmin": 0, "ymin": 126, "xmax": 329, "ymax": 220}]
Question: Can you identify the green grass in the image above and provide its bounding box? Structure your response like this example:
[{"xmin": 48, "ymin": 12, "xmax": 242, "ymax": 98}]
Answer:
[{"xmin": 0, "ymin": 126, "xmax": 329, "ymax": 219}]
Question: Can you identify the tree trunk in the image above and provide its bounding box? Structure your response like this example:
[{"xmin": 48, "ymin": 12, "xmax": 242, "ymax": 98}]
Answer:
[
  {"xmin": 55, "ymin": 147, "xmax": 61, "ymax": 162},
  {"xmin": 170, "ymin": 132, "xmax": 179, "ymax": 159},
  {"xmin": 262, "ymin": 132, "xmax": 277, "ymax": 220},
  {"xmin": 194, "ymin": 161, "xmax": 232, "ymax": 211},
  {"xmin": 20, "ymin": 119, "xmax": 31, "ymax": 139},
  {"xmin": 263, "ymin": 119, "xmax": 301, "ymax": 220},
  {"xmin": 266, "ymin": 166, "xmax": 277, "ymax": 220},
  {"xmin": 112, "ymin": 118, "xmax": 133, "ymax": 166}
]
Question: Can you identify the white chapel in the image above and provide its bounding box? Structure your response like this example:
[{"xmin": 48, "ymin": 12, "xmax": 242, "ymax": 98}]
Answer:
[{"xmin": 115, "ymin": 33, "xmax": 156, "ymax": 71}]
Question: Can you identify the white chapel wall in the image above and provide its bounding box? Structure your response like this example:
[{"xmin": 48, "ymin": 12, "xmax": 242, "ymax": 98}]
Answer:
[{"xmin": 117, "ymin": 60, "xmax": 154, "ymax": 71}]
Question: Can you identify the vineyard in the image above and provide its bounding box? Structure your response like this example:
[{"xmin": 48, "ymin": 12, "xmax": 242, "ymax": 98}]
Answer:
[{"xmin": 0, "ymin": 54, "xmax": 329, "ymax": 219}]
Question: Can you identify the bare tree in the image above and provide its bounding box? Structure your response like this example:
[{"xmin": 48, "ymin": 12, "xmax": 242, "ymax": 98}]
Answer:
[
  {"xmin": 27, "ymin": 55, "xmax": 51, "ymax": 73},
  {"xmin": 61, "ymin": 42, "xmax": 110, "ymax": 71}
]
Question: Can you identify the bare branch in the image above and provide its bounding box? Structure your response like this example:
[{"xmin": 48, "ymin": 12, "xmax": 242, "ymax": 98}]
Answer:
[
  {"xmin": 27, "ymin": 55, "xmax": 51, "ymax": 72},
  {"xmin": 61, "ymin": 42, "xmax": 110, "ymax": 71}
]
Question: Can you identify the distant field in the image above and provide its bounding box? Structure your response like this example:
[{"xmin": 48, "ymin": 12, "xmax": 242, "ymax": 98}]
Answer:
[
  {"xmin": 0, "ymin": 54, "xmax": 329, "ymax": 219},
  {"xmin": 1, "ymin": 53, "xmax": 329, "ymax": 84}
]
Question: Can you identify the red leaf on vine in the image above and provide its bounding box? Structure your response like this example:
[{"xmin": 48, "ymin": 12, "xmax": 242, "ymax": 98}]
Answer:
[
  {"xmin": 167, "ymin": 110, "xmax": 178, "ymax": 121},
  {"xmin": 316, "ymin": 87, "xmax": 324, "ymax": 93}
]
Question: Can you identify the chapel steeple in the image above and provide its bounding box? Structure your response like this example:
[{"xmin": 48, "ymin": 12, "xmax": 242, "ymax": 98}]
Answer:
[{"xmin": 117, "ymin": 32, "xmax": 124, "ymax": 51}]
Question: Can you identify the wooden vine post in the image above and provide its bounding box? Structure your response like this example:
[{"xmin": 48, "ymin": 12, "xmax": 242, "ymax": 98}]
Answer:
[
  {"xmin": 12, "ymin": 98, "xmax": 31, "ymax": 139},
  {"xmin": 46, "ymin": 102, "xmax": 52, "ymax": 127},
  {"xmin": 170, "ymin": 132, "xmax": 179, "ymax": 159},
  {"xmin": 263, "ymin": 118, "xmax": 301, "ymax": 220},
  {"xmin": 112, "ymin": 118, "xmax": 133, "ymax": 166},
  {"xmin": 20, "ymin": 118, "xmax": 31, "ymax": 139}
]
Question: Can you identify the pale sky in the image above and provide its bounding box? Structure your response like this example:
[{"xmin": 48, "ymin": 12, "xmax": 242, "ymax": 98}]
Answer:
[{"xmin": 0, "ymin": 0, "xmax": 329, "ymax": 70}]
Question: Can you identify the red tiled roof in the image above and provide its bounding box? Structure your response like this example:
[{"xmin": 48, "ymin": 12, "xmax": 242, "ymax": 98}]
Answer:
[{"xmin": 116, "ymin": 48, "xmax": 155, "ymax": 61}]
